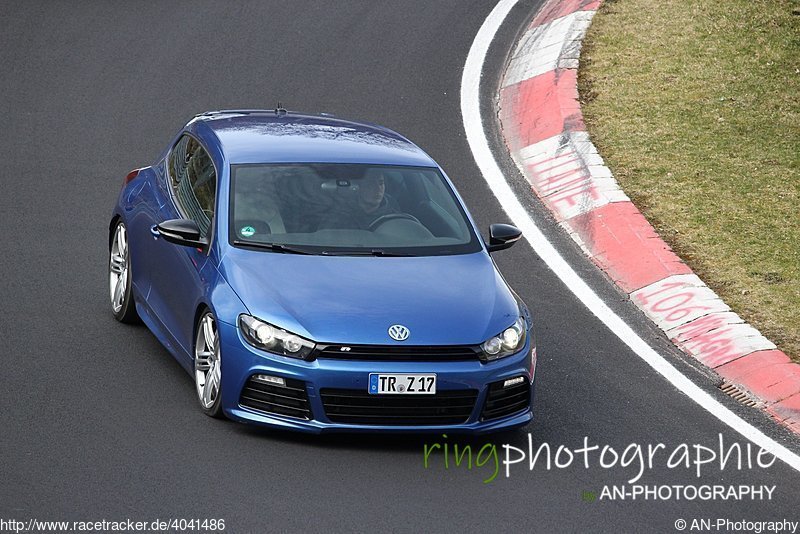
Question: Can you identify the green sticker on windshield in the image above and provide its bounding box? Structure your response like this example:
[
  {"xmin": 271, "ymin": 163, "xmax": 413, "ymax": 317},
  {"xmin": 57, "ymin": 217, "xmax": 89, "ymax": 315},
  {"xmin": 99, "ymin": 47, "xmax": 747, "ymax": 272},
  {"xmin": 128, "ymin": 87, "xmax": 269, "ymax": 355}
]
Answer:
[{"xmin": 240, "ymin": 225, "xmax": 256, "ymax": 238}]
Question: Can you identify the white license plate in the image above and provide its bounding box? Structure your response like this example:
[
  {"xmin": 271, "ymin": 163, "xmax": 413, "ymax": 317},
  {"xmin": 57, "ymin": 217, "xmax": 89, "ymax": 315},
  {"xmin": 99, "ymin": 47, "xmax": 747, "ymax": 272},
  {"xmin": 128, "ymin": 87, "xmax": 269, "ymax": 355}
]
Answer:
[{"xmin": 368, "ymin": 373, "xmax": 436, "ymax": 395}]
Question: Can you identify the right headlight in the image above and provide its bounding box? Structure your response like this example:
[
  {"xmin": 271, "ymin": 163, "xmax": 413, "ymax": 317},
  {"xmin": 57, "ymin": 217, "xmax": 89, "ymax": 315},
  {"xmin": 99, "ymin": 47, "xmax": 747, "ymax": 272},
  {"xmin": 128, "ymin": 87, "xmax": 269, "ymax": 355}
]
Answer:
[
  {"xmin": 481, "ymin": 317, "xmax": 526, "ymax": 362},
  {"xmin": 238, "ymin": 314, "xmax": 316, "ymax": 360}
]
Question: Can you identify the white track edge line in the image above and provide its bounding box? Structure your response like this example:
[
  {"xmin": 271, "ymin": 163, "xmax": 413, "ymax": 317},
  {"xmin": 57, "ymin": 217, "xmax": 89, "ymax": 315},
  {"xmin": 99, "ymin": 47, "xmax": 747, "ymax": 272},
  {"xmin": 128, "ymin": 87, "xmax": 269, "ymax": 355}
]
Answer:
[{"xmin": 460, "ymin": 0, "xmax": 800, "ymax": 471}]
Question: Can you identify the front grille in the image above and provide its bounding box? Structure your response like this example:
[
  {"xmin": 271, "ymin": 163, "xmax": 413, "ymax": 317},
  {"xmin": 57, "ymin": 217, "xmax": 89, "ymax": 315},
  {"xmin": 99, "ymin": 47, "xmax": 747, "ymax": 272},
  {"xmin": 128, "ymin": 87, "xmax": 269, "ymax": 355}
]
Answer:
[
  {"xmin": 320, "ymin": 388, "xmax": 478, "ymax": 425},
  {"xmin": 239, "ymin": 376, "xmax": 312, "ymax": 420},
  {"xmin": 315, "ymin": 344, "xmax": 480, "ymax": 361},
  {"xmin": 481, "ymin": 378, "xmax": 531, "ymax": 421}
]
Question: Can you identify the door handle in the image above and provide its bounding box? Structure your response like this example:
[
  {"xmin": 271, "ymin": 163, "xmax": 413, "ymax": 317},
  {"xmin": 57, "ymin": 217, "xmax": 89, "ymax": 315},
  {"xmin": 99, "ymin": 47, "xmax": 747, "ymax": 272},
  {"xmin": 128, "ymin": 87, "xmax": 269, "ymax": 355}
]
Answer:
[{"xmin": 150, "ymin": 225, "xmax": 161, "ymax": 239}]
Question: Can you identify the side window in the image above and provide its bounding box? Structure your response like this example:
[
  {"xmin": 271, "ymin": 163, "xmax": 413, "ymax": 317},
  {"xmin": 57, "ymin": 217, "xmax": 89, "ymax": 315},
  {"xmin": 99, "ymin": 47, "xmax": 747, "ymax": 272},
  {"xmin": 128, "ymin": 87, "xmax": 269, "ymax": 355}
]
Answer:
[{"xmin": 168, "ymin": 135, "xmax": 217, "ymax": 238}]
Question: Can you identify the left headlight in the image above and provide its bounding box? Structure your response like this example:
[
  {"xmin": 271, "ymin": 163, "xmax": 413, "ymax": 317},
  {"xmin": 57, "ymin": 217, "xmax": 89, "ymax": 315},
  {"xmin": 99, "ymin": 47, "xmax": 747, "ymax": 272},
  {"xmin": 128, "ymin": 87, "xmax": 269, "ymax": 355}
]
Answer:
[
  {"xmin": 481, "ymin": 317, "xmax": 527, "ymax": 362},
  {"xmin": 238, "ymin": 314, "xmax": 316, "ymax": 360}
]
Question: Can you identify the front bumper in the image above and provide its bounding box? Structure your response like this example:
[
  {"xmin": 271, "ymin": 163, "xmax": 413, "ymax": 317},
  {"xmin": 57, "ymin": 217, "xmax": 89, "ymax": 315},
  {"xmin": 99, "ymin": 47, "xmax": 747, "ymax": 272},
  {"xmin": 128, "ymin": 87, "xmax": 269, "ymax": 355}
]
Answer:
[{"xmin": 217, "ymin": 320, "xmax": 536, "ymax": 434}]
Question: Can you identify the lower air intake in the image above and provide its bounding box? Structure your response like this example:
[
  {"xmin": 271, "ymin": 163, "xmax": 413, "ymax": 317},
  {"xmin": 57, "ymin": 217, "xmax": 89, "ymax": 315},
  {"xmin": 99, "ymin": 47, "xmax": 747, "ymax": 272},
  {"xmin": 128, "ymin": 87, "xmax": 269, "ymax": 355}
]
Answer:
[
  {"xmin": 481, "ymin": 378, "xmax": 530, "ymax": 421},
  {"xmin": 239, "ymin": 376, "xmax": 312, "ymax": 420},
  {"xmin": 320, "ymin": 388, "xmax": 478, "ymax": 425}
]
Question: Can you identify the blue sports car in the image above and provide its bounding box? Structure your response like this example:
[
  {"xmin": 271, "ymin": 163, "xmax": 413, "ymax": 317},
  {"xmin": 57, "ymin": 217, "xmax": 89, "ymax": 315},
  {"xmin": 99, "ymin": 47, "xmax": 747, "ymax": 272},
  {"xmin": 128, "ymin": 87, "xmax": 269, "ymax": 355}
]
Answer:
[{"xmin": 109, "ymin": 109, "xmax": 536, "ymax": 433}]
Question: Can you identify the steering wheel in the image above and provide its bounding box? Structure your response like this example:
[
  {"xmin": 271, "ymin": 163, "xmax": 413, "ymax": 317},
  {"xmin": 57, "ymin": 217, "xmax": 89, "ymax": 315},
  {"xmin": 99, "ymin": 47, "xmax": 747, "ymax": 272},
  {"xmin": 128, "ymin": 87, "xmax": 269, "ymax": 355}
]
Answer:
[{"xmin": 368, "ymin": 213, "xmax": 423, "ymax": 231}]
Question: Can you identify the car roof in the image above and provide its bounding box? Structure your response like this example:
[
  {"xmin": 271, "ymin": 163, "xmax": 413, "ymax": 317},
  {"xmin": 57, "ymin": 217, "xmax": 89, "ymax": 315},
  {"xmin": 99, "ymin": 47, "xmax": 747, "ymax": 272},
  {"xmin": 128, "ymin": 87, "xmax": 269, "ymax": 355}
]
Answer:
[{"xmin": 190, "ymin": 110, "xmax": 438, "ymax": 167}]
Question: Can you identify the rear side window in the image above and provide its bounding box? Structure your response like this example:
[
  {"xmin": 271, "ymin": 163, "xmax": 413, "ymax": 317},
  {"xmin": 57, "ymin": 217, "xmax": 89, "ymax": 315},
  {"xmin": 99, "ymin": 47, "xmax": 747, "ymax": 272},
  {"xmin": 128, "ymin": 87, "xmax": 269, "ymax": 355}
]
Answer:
[{"xmin": 168, "ymin": 135, "xmax": 217, "ymax": 238}]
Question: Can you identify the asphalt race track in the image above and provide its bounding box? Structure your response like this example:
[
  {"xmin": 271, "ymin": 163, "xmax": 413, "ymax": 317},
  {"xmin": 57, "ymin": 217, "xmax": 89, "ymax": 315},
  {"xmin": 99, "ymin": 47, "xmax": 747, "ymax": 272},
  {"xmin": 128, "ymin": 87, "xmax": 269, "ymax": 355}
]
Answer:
[{"xmin": 2, "ymin": 2, "xmax": 799, "ymax": 531}]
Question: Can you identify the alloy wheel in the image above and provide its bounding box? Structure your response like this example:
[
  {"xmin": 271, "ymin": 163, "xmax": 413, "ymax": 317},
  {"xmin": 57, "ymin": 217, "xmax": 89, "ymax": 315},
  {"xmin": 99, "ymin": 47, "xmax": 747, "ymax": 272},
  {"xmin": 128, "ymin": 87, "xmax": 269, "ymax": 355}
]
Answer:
[
  {"xmin": 109, "ymin": 224, "xmax": 129, "ymax": 314},
  {"xmin": 195, "ymin": 313, "xmax": 221, "ymax": 409}
]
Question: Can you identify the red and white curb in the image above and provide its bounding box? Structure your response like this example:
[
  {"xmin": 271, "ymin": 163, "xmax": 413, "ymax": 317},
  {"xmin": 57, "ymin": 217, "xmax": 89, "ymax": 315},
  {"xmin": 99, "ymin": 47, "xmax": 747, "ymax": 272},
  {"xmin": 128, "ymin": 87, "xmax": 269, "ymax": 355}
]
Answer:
[{"xmin": 497, "ymin": 0, "xmax": 800, "ymax": 433}]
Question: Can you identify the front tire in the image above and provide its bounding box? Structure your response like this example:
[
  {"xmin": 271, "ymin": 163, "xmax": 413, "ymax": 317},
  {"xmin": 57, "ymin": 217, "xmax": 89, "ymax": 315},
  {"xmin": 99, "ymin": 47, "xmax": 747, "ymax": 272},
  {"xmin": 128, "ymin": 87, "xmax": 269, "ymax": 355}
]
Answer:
[
  {"xmin": 109, "ymin": 221, "xmax": 139, "ymax": 323},
  {"xmin": 195, "ymin": 311, "xmax": 225, "ymax": 418}
]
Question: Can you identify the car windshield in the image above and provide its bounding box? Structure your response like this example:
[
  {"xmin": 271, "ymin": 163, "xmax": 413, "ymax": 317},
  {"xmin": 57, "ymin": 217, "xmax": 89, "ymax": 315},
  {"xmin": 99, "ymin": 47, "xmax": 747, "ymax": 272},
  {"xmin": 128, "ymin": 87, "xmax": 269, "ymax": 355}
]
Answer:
[{"xmin": 230, "ymin": 164, "xmax": 481, "ymax": 256}]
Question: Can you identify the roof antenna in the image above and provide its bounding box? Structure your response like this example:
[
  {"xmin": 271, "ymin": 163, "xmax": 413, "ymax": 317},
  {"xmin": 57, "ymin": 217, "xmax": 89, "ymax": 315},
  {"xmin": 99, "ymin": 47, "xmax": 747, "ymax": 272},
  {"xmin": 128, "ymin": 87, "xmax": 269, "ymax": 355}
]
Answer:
[{"xmin": 275, "ymin": 102, "xmax": 287, "ymax": 116}]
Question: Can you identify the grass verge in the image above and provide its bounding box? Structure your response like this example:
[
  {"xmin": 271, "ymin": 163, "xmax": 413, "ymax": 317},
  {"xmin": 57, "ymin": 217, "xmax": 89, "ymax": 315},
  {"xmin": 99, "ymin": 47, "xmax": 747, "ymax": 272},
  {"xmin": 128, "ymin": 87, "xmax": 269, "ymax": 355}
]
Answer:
[{"xmin": 579, "ymin": 0, "xmax": 800, "ymax": 359}]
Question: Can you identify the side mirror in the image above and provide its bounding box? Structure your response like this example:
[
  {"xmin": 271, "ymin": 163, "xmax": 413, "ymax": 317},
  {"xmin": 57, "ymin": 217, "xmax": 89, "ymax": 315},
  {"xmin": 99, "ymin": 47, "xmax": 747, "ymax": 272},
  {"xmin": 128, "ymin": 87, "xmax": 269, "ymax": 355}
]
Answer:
[
  {"xmin": 486, "ymin": 223, "xmax": 522, "ymax": 253},
  {"xmin": 156, "ymin": 219, "xmax": 208, "ymax": 248}
]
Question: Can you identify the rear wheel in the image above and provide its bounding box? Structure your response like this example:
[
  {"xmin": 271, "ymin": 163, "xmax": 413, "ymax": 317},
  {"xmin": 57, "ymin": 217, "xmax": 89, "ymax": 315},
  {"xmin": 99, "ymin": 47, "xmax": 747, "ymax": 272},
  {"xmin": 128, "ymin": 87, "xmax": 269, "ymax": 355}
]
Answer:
[
  {"xmin": 109, "ymin": 221, "xmax": 139, "ymax": 323},
  {"xmin": 195, "ymin": 311, "xmax": 225, "ymax": 418}
]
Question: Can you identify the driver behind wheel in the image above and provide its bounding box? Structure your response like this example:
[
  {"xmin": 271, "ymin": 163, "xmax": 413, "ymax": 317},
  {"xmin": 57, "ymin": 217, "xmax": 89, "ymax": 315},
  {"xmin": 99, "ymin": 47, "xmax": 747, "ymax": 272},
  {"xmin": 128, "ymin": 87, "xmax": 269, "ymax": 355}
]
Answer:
[{"xmin": 320, "ymin": 170, "xmax": 400, "ymax": 230}]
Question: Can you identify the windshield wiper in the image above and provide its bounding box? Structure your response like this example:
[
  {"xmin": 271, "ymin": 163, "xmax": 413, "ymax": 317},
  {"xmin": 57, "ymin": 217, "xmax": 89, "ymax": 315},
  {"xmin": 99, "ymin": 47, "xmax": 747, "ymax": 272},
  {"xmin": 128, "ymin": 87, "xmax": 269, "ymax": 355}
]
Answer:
[
  {"xmin": 321, "ymin": 249, "xmax": 415, "ymax": 257},
  {"xmin": 233, "ymin": 240, "xmax": 316, "ymax": 255}
]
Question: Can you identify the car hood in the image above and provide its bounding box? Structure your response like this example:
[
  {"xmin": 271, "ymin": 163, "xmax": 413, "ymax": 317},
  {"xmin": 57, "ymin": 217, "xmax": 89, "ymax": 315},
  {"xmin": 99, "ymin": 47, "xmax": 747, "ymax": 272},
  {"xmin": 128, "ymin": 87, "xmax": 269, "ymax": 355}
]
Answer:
[{"xmin": 219, "ymin": 248, "xmax": 519, "ymax": 345}]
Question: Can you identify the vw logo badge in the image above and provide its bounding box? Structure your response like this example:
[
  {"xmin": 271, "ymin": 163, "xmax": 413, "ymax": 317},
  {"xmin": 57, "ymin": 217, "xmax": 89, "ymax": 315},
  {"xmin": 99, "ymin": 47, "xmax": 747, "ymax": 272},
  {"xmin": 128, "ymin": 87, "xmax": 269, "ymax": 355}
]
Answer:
[{"xmin": 388, "ymin": 324, "xmax": 410, "ymax": 341}]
